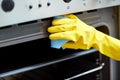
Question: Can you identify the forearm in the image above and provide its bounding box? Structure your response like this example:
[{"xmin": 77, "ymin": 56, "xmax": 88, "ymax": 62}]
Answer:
[{"xmin": 93, "ymin": 30, "xmax": 120, "ymax": 60}]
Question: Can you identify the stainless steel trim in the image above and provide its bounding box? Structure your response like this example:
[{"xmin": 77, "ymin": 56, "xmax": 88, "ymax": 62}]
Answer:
[{"xmin": 64, "ymin": 63, "xmax": 105, "ymax": 80}]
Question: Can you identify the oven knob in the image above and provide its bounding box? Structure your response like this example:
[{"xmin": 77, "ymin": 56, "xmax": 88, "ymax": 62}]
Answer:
[
  {"xmin": 1, "ymin": 0, "xmax": 15, "ymax": 12},
  {"xmin": 63, "ymin": 0, "xmax": 72, "ymax": 3}
]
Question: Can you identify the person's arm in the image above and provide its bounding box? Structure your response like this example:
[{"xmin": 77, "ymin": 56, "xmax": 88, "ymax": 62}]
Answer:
[{"xmin": 48, "ymin": 14, "xmax": 120, "ymax": 61}]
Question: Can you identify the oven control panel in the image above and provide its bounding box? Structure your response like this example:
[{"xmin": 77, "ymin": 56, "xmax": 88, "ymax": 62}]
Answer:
[{"xmin": 0, "ymin": 0, "xmax": 120, "ymax": 27}]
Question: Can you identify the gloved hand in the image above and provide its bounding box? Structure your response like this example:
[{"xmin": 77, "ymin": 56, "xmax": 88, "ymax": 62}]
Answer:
[{"xmin": 48, "ymin": 14, "xmax": 120, "ymax": 61}]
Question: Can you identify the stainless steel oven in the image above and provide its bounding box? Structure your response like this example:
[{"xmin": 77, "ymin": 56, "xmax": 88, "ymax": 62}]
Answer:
[{"xmin": 0, "ymin": 0, "xmax": 119, "ymax": 80}]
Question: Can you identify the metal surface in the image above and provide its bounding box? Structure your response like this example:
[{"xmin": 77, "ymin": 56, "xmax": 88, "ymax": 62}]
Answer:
[
  {"xmin": 0, "ymin": 19, "xmax": 50, "ymax": 47},
  {"xmin": 0, "ymin": 0, "xmax": 119, "ymax": 27},
  {"xmin": 64, "ymin": 63, "xmax": 104, "ymax": 80}
]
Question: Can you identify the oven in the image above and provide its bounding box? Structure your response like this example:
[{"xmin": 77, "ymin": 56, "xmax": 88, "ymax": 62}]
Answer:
[{"xmin": 0, "ymin": 0, "xmax": 120, "ymax": 80}]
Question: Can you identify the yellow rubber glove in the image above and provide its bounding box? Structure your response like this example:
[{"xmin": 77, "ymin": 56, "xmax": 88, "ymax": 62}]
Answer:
[{"xmin": 48, "ymin": 14, "xmax": 120, "ymax": 61}]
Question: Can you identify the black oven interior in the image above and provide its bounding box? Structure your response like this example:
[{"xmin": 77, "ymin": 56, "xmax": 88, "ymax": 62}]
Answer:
[{"xmin": 0, "ymin": 25, "xmax": 110, "ymax": 80}]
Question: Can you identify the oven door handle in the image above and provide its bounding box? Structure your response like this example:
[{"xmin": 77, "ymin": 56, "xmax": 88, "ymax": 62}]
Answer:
[{"xmin": 64, "ymin": 63, "xmax": 105, "ymax": 80}]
